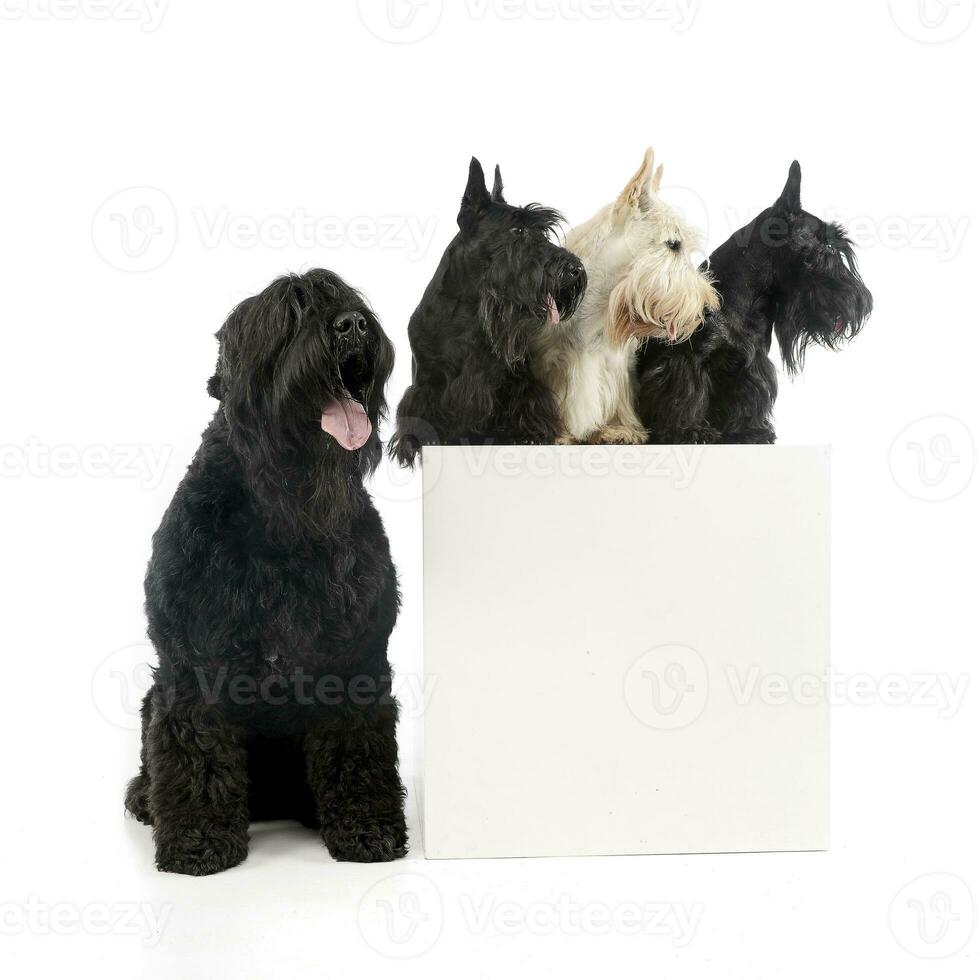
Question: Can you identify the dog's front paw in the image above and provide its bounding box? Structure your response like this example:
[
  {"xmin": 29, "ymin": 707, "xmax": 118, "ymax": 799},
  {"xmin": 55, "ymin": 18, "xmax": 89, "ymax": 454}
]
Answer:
[
  {"xmin": 685, "ymin": 427, "xmax": 720, "ymax": 445},
  {"xmin": 154, "ymin": 820, "xmax": 249, "ymax": 876},
  {"xmin": 556, "ymin": 431, "xmax": 578, "ymax": 446},
  {"xmin": 587, "ymin": 424, "xmax": 648, "ymax": 446},
  {"xmin": 324, "ymin": 815, "xmax": 408, "ymax": 864},
  {"xmin": 388, "ymin": 433, "xmax": 421, "ymax": 467},
  {"xmin": 124, "ymin": 773, "xmax": 153, "ymax": 826}
]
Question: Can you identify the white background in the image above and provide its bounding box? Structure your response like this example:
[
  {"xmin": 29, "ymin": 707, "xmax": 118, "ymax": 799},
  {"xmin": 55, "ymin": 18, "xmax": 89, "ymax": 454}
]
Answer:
[{"xmin": 1, "ymin": 0, "xmax": 977, "ymax": 976}]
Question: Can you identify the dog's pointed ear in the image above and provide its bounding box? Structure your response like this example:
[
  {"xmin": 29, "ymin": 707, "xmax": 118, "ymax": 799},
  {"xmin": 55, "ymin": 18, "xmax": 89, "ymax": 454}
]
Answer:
[
  {"xmin": 617, "ymin": 147, "xmax": 659, "ymax": 213},
  {"xmin": 491, "ymin": 164, "xmax": 506, "ymax": 204},
  {"xmin": 458, "ymin": 157, "xmax": 491, "ymax": 228},
  {"xmin": 775, "ymin": 161, "xmax": 802, "ymax": 213}
]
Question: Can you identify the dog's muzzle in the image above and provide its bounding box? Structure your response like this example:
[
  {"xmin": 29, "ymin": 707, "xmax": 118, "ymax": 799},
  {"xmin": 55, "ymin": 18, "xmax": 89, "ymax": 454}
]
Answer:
[
  {"xmin": 561, "ymin": 258, "xmax": 586, "ymax": 290},
  {"xmin": 320, "ymin": 310, "xmax": 373, "ymax": 451},
  {"xmin": 333, "ymin": 310, "xmax": 368, "ymax": 350},
  {"xmin": 551, "ymin": 258, "xmax": 587, "ymax": 322}
]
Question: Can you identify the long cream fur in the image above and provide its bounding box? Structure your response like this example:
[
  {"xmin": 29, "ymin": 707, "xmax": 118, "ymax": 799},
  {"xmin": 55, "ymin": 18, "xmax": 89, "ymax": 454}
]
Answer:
[{"xmin": 533, "ymin": 149, "xmax": 720, "ymax": 444}]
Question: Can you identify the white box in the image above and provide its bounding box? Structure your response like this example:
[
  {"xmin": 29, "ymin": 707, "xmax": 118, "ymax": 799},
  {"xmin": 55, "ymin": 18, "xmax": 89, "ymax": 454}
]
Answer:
[{"xmin": 421, "ymin": 445, "xmax": 830, "ymax": 859}]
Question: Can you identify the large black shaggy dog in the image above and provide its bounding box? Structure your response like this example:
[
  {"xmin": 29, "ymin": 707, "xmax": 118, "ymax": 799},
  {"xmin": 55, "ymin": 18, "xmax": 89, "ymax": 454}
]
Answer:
[
  {"xmin": 391, "ymin": 158, "xmax": 587, "ymax": 465},
  {"xmin": 635, "ymin": 162, "xmax": 873, "ymax": 444},
  {"xmin": 125, "ymin": 269, "xmax": 407, "ymax": 875}
]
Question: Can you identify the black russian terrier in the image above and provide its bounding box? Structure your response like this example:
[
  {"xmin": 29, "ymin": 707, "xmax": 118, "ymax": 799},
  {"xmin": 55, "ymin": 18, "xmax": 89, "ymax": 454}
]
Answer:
[
  {"xmin": 391, "ymin": 157, "xmax": 587, "ymax": 465},
  {"xmin": 125, "ymin": 269, "xmax": 407, "ymax": 875},
  {"xmin": 634, "ymin": 162, "xmax": 873, "ymax": 444}
]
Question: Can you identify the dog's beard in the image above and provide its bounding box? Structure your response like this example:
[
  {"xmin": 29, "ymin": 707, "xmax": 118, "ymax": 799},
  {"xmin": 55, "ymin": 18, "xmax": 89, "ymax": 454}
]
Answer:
[
  {"xmin": 609, "ymin": 253, "xmax": 720, "ymax": 346},
  {"xmin": 479, "ymin": 293, "xmax": 556, "ymax": 366},
  {"xmin": 478, "ymin": 265, "xmax": 566, "ymax": 367},
  {"xmin": 774, "ymin": 242, "xmax": 873, "ymax": 374},
  {"xmin": 226, "ymin": 332, "xmax": 389, "ymax": 535},
  {"xmin": 272, "ymin": 328, "xmax": 388, "ymax": 452}
]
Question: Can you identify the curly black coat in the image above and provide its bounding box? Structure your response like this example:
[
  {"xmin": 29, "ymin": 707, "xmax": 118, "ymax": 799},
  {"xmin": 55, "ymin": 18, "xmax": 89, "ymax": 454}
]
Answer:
[
  {"xmin": 124, "ymin": 269, "xmax": 407, "ymax": 875},
  {"xmin": 635, "ymin": 162, "xmax": 873, "ymax": 444},
  {"xmin": 391, "ymin": 158, "xmax": 587, "ymax": 465}
]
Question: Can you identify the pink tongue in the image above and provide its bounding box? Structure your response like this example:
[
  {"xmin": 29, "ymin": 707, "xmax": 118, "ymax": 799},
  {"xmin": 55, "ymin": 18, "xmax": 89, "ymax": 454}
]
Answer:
[
  {"xmin": 547, "ymin": 295, "xmax": 560, "ymax": 326},
  {"xmin": 321, "ymin": 396, "xmax": 372, "ymax": 451}
]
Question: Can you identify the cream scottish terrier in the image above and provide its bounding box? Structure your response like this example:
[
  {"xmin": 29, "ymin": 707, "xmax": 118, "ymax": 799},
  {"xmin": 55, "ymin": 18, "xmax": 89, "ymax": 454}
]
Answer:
[{"xmin": 533, "ymin": 148, "xmax": 720, "ymax": 444}]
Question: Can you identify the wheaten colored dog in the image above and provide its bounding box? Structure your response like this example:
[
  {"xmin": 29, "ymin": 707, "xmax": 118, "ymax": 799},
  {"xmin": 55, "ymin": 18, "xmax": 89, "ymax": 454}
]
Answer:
[{"xmin": 532, "ymin": 149, "xmax": 720, "ymax": 444}]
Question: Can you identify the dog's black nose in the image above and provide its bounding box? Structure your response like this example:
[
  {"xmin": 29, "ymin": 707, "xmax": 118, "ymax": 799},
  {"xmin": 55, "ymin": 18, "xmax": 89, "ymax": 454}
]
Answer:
[
  {"xmin": 333, "ymin": 311, "xmax": 367, "ymax": 337},
  {"xmin": 563, "ymin": 260, "xmax": 586, "ymax": 283}
]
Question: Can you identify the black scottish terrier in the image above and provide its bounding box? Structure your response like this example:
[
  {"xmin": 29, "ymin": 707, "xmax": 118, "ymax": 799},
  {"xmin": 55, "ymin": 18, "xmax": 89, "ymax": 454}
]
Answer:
[
  {"xmin": 391, "ymin": 158, "xmax": 587, "ymax": 465},
  {"xmin": 125, "ymin": 269, "xmax": 407, "ymax": 875},
  {"xmin": 635, "ymin": 162, "xmax": 873, "ymax": 444}
]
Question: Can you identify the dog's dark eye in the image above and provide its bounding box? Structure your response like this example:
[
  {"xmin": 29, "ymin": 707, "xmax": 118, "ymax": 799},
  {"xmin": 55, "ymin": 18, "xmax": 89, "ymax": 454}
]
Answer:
[
  {"xmin": 666, "ymin": 240, "xmax": 681, "ymax": 252},
  {"xmin": 510, "ymin": 226, "xmax": 527, "ymax": 237}
]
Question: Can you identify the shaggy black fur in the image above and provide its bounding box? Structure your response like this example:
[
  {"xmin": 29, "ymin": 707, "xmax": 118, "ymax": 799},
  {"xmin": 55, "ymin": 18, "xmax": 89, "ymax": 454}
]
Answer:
[
  {"xmin": 124, "ymin": 269, "xmax": 407, "ymax": 875},
  {"xmin": 635, "ymin": 162, "xmax": 873, "ymax": 444},
  {"xmin": 391, "ymin": 158, "xmax": 587, "ymax": 465}
]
